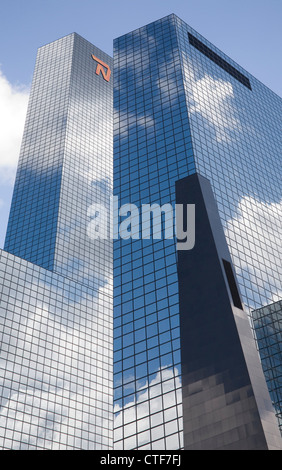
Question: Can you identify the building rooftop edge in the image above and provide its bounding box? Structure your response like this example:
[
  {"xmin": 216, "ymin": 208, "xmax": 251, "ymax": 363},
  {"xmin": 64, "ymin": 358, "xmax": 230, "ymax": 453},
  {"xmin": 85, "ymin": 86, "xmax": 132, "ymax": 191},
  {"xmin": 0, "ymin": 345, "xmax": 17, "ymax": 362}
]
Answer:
[
  {"xmin": 38, "ymin": 32, "xmax": 113, "ymax": 60},
  {"xmin": 113, "ymin": 13, "xmax": 282, "ymax": 99}
]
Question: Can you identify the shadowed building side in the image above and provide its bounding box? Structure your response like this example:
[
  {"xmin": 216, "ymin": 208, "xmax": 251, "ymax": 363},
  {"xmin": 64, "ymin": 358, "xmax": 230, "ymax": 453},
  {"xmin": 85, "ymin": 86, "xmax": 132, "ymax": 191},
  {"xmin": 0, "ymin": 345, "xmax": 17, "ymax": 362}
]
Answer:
[{"xmin": 176, "ymin": 173, "xmax": 281, "ymax": 450}]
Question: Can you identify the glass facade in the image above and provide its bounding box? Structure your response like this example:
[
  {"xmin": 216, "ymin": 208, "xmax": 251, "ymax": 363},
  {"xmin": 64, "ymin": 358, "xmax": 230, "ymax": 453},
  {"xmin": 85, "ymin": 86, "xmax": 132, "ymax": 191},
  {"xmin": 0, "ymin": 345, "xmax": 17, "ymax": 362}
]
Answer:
[
  {"xmin": 113, "ymin": 17, "xmax": 195, "ymax": 450},
  {"xmin": 0, "ymin": 249, "xmax": 112, "ymax": 449},
  {"xmin": 177, "ymin": 16, "xmax": 282, "ymax": 314},
  {"xmin": 176, "ymin": 173, "xmax": 281, "ymax": 450},
  {"xmin": 0, "ymin": 34, "xmax": 113, "ymax": 449},
  {"xmin": 253, "ymin": 301, "xmax": 282, "ymax": 435},
  {"xmin": 113, "ymin": 14, "xmax": 282, "ymax": 450},
  {"xmin": 0, "ymin": 14, "xmax": 281, "ymax": 451}
]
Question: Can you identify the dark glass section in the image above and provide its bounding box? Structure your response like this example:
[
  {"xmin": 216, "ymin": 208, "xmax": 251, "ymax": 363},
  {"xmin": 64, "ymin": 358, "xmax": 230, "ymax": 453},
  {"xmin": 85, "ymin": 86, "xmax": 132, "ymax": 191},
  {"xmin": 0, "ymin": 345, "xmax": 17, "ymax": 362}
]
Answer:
[
  {"xmin": 4, "ymin": 165, "xmax": 62, "ymax": 271},
  {"xmin": 188, "ymin": 32, "xmax": 252, "ymax": 90},
  {"xmin": 176, "ymin": 173, "xmax": 278, "ymax": 450},
  {"xmin": 222, "ymin": 259, "xmax": 243, "ymax": 310}
]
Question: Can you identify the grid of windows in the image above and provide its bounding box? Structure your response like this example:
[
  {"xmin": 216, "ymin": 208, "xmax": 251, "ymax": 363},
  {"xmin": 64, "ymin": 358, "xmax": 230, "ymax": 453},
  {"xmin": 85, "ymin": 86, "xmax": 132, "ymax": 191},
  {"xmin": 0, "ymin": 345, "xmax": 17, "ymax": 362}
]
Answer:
[
  {"xmin": 5, "ymin": 34, "xmax": 113, "ymax": 288},
  {"xmin": 4, "ymin": 35, "xmax": 73, "ymax": 270},
  {"xmin": 113, "ymin": 16, "xmax": 196, "ymax": 450},
  {"xmin": 0, "ymin": 250, "xmax": 112, "ymax": 449},
  {"xmin": 53, "ymin": 36, "xmax": 113, "ymax": 287},
  {"xmin": 1, "ymin": 15, "xmax": 281, "ymax": 451},
  {"xmin": 253, "ymin": 301, "xmax": 282, "ymax": 435},
  {"xmin": 1, "ymin": 34, "xmax": 113, "ymax": 449},
  {"xmin": 114, "ymin": 14, "xmax": 282, "ymax": 450},
  {"xmin": 176, "ymin": 15, "xmax": 282, "ymax": 314}
]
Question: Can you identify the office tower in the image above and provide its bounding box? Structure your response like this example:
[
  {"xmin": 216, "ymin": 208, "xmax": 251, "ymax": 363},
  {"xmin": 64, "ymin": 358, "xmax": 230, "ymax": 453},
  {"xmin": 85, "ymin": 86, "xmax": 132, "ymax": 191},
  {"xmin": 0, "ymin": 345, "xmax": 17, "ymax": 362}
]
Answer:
[
  {"xmin": 113, "ymin": 14, "xmax": 282, "ymax": 450},
  {"xmin": 0, "ymin": 14, "xmax": 281, "ymax": 452},
  {"xmin": 0, "ymin": 34, "xmax": 113, "ymax": 449},
  {"xmin": 253, "ymin": 300, "xmax": 282, "ymax": 435}
]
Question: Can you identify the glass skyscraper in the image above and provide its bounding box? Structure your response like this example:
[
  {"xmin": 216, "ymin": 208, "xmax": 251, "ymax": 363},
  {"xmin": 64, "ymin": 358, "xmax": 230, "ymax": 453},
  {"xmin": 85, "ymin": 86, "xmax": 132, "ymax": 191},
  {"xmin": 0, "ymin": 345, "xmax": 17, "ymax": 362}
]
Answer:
[
  {"xmin": 113, "ymin": 14, "xmax": 281, "ymax": 450},
  {"xmin": 0, "ymin": 33, "xmax": 113, "ymax": 449},
  {"xmin": 253, "ymin": 300, "xmax": 282, "ymax": 435},
  {"xmin": 0, "ymin": 14, "xmax": 281, "ymax": 451}
]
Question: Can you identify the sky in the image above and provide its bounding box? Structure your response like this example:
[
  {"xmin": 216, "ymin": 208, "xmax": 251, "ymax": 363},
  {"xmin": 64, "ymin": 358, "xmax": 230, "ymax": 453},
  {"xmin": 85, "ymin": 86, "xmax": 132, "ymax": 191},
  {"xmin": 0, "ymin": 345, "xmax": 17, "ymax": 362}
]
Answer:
[{"xmin": 0, "ymin": 0, "xmax": 281, "ymax": 248}]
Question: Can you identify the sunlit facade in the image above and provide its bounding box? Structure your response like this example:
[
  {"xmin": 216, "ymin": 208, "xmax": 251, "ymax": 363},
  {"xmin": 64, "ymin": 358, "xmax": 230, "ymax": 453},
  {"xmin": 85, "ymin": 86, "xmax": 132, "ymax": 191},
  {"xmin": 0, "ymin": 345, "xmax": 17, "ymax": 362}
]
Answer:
[
  {"xmin": 0, "ymin": 14, "xmax": 281, "ymax": 451},
  {"xmin": 113, "ymin": 14, "xmax": 282, "ymax": 450},
  {"xmin": 0, "ymin": 33, "xmax": 113, "ymax": 449}
]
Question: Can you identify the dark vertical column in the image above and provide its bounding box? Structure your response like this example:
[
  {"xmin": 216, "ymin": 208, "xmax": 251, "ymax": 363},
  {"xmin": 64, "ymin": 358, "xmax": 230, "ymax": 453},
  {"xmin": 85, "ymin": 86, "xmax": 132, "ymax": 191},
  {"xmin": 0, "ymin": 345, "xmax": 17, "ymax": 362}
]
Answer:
[{"xmin": 176, "ymin": 173, "xmax": 281, "ymax": 450}]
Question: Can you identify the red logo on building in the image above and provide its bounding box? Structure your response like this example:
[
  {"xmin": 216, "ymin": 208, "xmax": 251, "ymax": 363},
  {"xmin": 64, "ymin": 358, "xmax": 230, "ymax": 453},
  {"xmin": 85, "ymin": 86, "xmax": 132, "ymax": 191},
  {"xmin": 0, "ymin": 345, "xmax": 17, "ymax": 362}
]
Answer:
[{"xmin": 91, "ymin": 55, "xmax": 111, "ymax": 82}]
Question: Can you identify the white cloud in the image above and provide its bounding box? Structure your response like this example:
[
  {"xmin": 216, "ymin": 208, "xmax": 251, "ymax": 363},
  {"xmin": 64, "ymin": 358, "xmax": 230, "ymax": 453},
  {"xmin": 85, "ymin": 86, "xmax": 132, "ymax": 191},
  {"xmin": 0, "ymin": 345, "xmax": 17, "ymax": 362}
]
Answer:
[
  {"xmin": 114, "ymin": 367, "xmax": 182, "ymax": 449},
  {"xmin": 181, "ymin": 51, "xmax": 246, "ymax": 144},
  {"xmin": 188, "ymin": 74, "xmax": 242, "ymax": 143},
  {"xmin": 225, "ymin": 196, "xmax": 282, "ymax": 308},
  {"xmin": 0, "ymin": 69, "xmax": 29, "ymax": 183},
  {"xmin": 114, "ymin": 110, "xmax": 155, "ymax": 139},
  {"xmin": 0, "ymin": 271, "xmax": 113, "ymax": 449}
]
